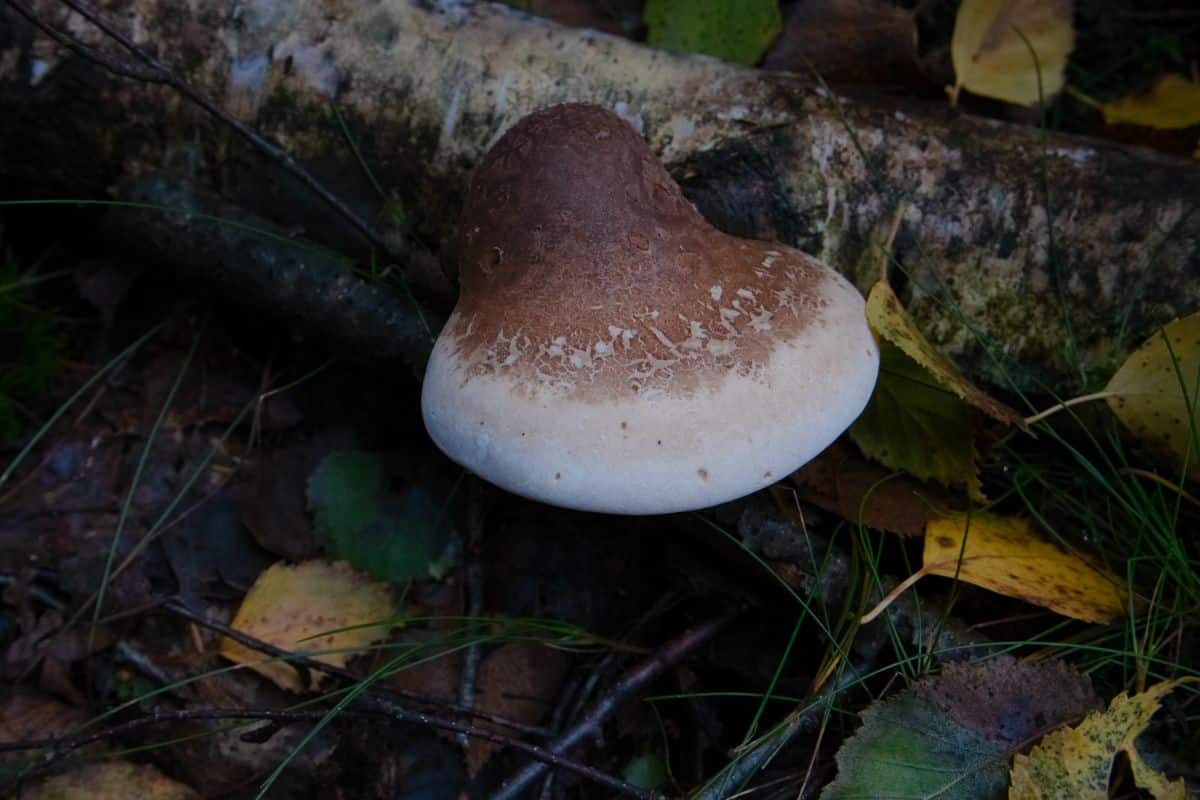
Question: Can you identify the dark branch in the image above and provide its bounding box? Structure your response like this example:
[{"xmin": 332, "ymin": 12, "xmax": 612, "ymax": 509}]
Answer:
[
  {"xmin": 495, "ymin": 609, "xmax": 739, "ymax": 800},
  {"xmin": 161, "ymin": 599, "xmax": 548, "ymax": 738},
  {"xmin": 0, "ymin": 706, "xmax": 661, "ymax": 798}
]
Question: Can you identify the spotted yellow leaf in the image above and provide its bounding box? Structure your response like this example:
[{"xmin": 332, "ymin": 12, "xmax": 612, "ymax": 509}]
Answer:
[
  {"xmin": 220, "ymin": 560, "xmax": 397, "ymax": 692},
  {"xmin": 1101, "ymin": 74, "xmax": 1200, "ymax": 130},
  {"xmin": 1009, "ymin": 679, "xmax": 1196, "ymax": 800},
  {"xmin": 1105, "ymin": 314, "xmax": 1200, "ymax": 482},
  {"xmin": 924, "ymin": 513, "xmax": 1126, "ymax": 623},
  {"xmin": 949, "ymin": 0, "xmax": 1074, "ymax": 106}
]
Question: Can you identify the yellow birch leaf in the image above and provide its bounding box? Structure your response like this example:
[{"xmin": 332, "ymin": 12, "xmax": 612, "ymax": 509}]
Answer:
[
  {"xmin": 949, "ymin": 0, "xmax": 1074, "ymax": 106},
  {"xmin": 1100, "ymin": 74, "xmax": 1200, "ymax": 130},
  {"xmin": 1009, "ymin": 679, "xmax": 1196, "ymax": 800},
  {"xmin": 220, "ymin": 560, "xmax": 397, "ymax": 692},
  {"xmin": 924, "ymin": 512, "xmax": 1126, "ymax": 623},
  {"xmin": 865, "ymin": 280, "xmax": 1023, "ymax": 426},
  {"xmin": 1105, "ymin": 313, "xmax": 1200, "ymax": 482}
]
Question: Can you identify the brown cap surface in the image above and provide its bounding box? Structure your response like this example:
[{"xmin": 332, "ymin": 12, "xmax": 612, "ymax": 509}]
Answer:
[{"xmin": 422, "ymin": 104, "xmax": 878, "ymax": 514}]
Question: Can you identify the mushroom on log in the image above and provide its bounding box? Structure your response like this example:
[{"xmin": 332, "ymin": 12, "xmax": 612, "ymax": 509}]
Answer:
[{"xmin": 422, "ymin": 104, "xmax": 879, "ymax": 514}]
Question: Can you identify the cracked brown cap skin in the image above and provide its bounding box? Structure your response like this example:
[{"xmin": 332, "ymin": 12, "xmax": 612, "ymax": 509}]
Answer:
[{"xmin": 422, "ymin": 103, "xmax": 878, "ymax": 514}]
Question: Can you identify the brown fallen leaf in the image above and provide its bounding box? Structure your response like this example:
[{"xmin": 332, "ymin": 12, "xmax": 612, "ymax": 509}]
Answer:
[
  {"xmin": 0, "ymin": 690, "xmax": 91, "ymax": 763},
  {"xmin": 763, "ymin": 0, "xmax": 922, "ymax": 88},
  {"xmin": 386, "ymin": 580, "xmax": 466, "ymax": 709},
  {"xmin": 220, "ymin": 560, "xmax": 397, "ymax": 692},
  {"xmin": 791, "ymin": 441, "xmax": 958, "ymax": 537},
  {"xmin": 467, "ymin": 641, "xmax": 572, "ymax": 777}
]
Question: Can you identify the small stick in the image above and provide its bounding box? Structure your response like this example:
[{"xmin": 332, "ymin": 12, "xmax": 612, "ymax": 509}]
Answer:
[
  {"xmin": 859, "ymin": 566, "xmax": 932, "ymax": 624},
  {"xmin": 162, "ymin": 600, "xmax": 552, "ymax": 737},
  {"xmin": 1, "ymin": 706, "xmax": 658, "ymax": 798},
  {"xmin": 493, "ymin": 610, "xmax": 737, "ymax": 800},
  {"xmin": 455, "ymin": 479, "xmax": 487, "ymax": 748}
]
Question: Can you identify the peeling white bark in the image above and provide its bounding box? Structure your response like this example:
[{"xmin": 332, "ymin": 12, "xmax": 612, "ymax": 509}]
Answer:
[{"xmin": 2, "ymin": 0, "xmax": 1197, "ymax": 393}]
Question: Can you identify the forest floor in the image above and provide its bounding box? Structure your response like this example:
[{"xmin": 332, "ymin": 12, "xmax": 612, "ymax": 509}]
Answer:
[{"xmin": 1, "ymin": 1, "xmax": 1198, "ymax": 798}]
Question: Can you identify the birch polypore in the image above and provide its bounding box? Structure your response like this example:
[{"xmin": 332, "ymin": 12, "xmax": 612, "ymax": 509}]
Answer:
[{"xmin": 422, "ymin": 105, "xmax": 878, "ymax": 513}]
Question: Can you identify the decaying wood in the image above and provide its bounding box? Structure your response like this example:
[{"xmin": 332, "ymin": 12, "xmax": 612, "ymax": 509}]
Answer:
[
  {"xmin": 103, "ymin": 175, "xmax": 437, "ymax": 373},
  {"xmin": 1, "ymin": 0, "xmax": 1197, "ymax": 393}
]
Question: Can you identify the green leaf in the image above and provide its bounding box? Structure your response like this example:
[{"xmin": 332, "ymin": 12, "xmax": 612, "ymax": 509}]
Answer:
[
  {"xmin": 307, "ymin": 451, "xmax": 388, "ymax": 538},
  {"xmin": 307, "ymin": 451, "xmax": 452, "ymax": 582},
  {"xmin": 822, "ymin": 656, "xmax": 1098, "ymax": 800},
  {"xmin": 644, "ymin": 0, "xmax": 781, "ymax": 65},
  {"xmin": 622, "ymin": 753, "xmax": 667, "ymax": 791},
  {"xmin": 849, "ymin": 343, "xmax": 982, "ymax": 498}
]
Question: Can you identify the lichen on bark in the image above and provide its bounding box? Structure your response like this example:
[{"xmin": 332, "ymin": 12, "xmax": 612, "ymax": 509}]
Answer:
[{"xmin": 1, "ymin": 0, "xmax": 1197, "ymax": 394}]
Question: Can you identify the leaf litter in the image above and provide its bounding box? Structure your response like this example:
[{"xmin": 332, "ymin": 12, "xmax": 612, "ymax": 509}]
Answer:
[
  {"xmin": 219, "ymin": 560, "xmax": 398, "ymax": 693},
  {"xmin": 2, "ymin": 2, "xmax": 1199, "ymax": 798},
  {"xmin": 822, "ymin": 655, "xmax": 1098, "ymax": 800},
  {"xmin": 1010, "ymin": 678, "xmax": 1196, "ymax": 800}
]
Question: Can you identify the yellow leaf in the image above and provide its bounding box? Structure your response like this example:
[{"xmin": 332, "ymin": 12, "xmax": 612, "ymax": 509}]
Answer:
[
  {"xmin": 1105, "ymin": 313, "xmax": 1200, "ymax": 482},
  {"xmin": 1009, "ymin": 679, "xmax": 1196, "ymax": 800},
  {"xmin": 26, "ymin": 762, "xmax": 200, "ymax": 800},
  {"xmin": 865, "ymin": 280, "xmax": 1023, "ymax": 427},
  {"xmin": 1100, "ymin": 74, "xmax": 1200, "ymax": 130},
  {"xmin": 220, "ymin": 560, "xmax": 397, "ymax": 692},
  {"xmin": 949, "ymin": 0, "xmax": 1074, "ymax": 106},
  {"xmin": 924, "ymin": 513, "xmax": 1126, "ymax": 623}
]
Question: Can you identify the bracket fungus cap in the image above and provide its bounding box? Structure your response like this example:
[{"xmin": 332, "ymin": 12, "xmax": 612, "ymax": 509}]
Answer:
[{"xmin": 422, "ymin": 103, "xmax": 878, "ymax": 514}]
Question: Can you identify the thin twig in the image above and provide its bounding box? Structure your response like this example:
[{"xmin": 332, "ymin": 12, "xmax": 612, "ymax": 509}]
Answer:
[
  {"xmin": 494, "ymin": 610, "xmax": 738, "ymax": 800},
  {"xmin": 456, "ymin": 478, "xmax": 487, "ymax": 748},
  {"xmin": 113, "ymin": 639, "xmax": 176, "ymax": 686},
  {"xmin": 162, "ymin": 599, "xmax": 552, "ymax": 737},
  {"xmin": 1, "ymin": 705, "xmax": 657, "ymax": 798},
  {"xmin": 0, "ymin": 708, "xmax": 346, "ymax": 756}
]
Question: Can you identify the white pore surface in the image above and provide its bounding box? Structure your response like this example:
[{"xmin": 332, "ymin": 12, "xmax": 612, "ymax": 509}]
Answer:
[{"xmin": 422, "ymin": 288, "xmax": 879, "ymax": 515}]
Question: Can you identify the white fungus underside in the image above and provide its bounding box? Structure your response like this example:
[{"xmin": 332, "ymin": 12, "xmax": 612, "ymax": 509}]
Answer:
[{"xmin": 422, "ymin": 289, "xmax": 878, "ymax": 515}]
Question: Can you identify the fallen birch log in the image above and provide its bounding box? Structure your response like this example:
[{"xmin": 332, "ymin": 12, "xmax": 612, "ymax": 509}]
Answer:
[{"xmin": 1, "ymin": 0, "xmax": 1196, "ymax": 393}]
